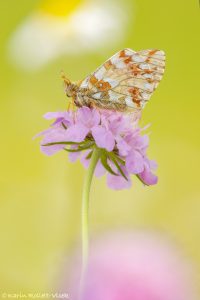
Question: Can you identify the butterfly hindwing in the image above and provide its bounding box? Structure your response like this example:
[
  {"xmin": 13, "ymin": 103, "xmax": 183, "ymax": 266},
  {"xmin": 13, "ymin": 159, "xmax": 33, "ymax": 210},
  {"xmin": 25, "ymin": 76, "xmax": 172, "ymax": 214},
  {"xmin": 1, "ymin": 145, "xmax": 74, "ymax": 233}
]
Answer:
[{"xmin": 79, "ymin": 48, "xmax": 165, "ymax": 111}]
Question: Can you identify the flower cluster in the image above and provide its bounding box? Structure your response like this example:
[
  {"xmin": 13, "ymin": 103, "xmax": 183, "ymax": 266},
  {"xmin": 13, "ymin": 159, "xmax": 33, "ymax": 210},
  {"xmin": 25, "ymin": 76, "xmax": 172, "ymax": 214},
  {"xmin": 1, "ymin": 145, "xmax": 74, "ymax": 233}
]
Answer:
[{"xmin": 38, "ymin": 107, "xmax": 158, "ymax": 190}]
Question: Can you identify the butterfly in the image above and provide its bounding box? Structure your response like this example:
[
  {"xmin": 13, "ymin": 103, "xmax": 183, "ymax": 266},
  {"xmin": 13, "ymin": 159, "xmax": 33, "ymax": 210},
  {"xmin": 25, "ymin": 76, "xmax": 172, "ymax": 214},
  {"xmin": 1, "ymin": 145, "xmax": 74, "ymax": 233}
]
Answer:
[{"xmin": 62, "ymin": 48, "xmax": 165, "ymax": 112}]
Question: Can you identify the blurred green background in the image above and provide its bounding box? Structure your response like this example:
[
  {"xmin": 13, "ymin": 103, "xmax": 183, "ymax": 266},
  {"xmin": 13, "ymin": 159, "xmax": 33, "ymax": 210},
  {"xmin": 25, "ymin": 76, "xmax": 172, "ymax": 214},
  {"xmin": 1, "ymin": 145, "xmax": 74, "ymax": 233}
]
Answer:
[{"xmin": 0, "ymin": 0, "xmax": 199, "ymax": 297}]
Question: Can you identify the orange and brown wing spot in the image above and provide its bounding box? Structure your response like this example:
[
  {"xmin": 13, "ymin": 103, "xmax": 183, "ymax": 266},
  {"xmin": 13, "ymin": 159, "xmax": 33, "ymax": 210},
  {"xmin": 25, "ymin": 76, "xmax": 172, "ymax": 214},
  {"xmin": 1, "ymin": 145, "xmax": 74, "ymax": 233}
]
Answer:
[
  {"xmin": 119, "ymin": 49, "xmax": 126, "ymax": 58},
  {"xmin": 132, "ymin": 98, "xmax": 141, "ymax": 107},
  {"xmin": 145, "ymin": 69, "xmax": 154, "ymax": 74},
  {"xmin": 129, "ymin": 64, "xmax": 141, "ymax": 76},
  {"xmin": 90, "ymin": 75, "xmax": 98, "ymax": 85},
  {"xmin": 129, "ymin": 87, "xmax": 140, "ymax": 97},
  {"xmin": 96, "ymin": 80, "xmax": 112, "ymax": 91},
  {"xmin": 124, "ymin": 56, "xmax": 132, "ymax": 64},
  {"xmin": 119, "ymin": 49, "xmax": 134, "ymax": 63},
  {"xmin": 104, "ymin": 60, "xmax": 113, "ymax": 70},
  {"xmin": 129, "ymin": 87, "xmax": 141, "ymax": 107},
  {"xmin": 149, "ymin": 49, "xmax": 158, "ymax": 56}
]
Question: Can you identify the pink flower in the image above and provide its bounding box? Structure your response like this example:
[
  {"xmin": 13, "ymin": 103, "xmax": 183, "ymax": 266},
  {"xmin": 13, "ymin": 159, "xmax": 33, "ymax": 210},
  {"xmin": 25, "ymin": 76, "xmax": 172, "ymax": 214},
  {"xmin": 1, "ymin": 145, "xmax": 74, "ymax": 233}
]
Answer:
[
  {"xmin": 37, "ymin": 107, "xmax": 158, "ymax": 190},
  {"xmin": 67, "ymin": 231, "xmax": 197, "ymax": 300}
]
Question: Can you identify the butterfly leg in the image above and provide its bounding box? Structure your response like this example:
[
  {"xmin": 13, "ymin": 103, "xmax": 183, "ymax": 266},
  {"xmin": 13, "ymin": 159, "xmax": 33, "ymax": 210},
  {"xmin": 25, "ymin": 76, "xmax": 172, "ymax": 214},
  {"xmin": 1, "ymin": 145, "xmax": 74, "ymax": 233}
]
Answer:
[
  {"xmin": 66, "ymin": 98, "xmax": 75, "ymax": 111},
  {"xmin": 66, "ymin": 100, "xmax": 71, "ymax": 111}
]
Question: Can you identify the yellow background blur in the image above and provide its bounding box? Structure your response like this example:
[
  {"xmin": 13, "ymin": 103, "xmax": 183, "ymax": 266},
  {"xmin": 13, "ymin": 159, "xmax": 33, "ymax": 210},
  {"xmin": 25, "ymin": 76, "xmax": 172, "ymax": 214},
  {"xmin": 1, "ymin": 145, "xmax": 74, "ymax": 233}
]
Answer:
[{"xmin": 0, "ymin": 0, "xmax": 199, "ymax": 297}]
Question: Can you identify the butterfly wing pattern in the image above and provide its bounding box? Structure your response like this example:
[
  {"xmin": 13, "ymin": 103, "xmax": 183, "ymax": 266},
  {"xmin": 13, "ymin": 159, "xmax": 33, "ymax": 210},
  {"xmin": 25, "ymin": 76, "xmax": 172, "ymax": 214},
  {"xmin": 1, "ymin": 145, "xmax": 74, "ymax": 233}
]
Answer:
[{"xmin": 78, "ymin": 48, "xmax": 165, "ymax": 112}]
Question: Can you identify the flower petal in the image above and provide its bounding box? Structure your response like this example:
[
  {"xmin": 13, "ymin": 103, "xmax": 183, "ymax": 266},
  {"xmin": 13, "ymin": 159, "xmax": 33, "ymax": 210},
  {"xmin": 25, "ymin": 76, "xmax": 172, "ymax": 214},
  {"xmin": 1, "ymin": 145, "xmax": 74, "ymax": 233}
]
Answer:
[
  {"xmin": 65, "ymin": 124, "xmax": 89, "ymax": 142},
  {"xmin": 33, "ymin": 127, "xmax": 52, "ymax": 139},
  {"xmin": 92, "ymin": 126, "xmax": 115, "ymax": 152},
  {"xmin": 40, "ymin": 127, "xmax": 68, "ymax": 155},
  {"xmin": 149, "ymin": 159, "xmax": 158, "ymax": 170},
  {"xmin": 107, "ymin": 173, "xmax": 132, "ymax": 190},
  {"xmin": 91, "ymin": 109, "xmax": 101, "ymax": 126},
  {"xmin": 44, "ymin": 111, "xmax": 74, "ymax": 127},
  {"xmin": 139, "ymin": 166, "xmax": 158, "ymax": 185},
  {"xmin": 77, "ymin": 107, "xmax": 100, "ymax": 128},
  {"xmin": 131, "ymin": 135, "xmax": 149, "ymax": 152},
  {"xmin": 41, "ymin": 144, "xmax": 64, "ymax": 156},
  {"xmin": 43, "ymin": 112, "xmax": 67, "ymax": 119},
  {"xmin": 80, "ymin": 150, "xmax": 91, "ymax": 169},
  {"xmin": 43, "ymin": 111, "xmax": 72, "ymax": 121},
  {"xmin": 95, "ymin": 161, "xmax": 106, "ymax": 177},
  {"xmin": 68, "ymin": 146, "xmax": 81, "ymax": 162},
  {"xmin": 117, "ymin": 138, "xmax": 132, "ymax": 156},
  {"xmin": 125, "ymin": 150, "xmax": 144, "ymax": 174}
]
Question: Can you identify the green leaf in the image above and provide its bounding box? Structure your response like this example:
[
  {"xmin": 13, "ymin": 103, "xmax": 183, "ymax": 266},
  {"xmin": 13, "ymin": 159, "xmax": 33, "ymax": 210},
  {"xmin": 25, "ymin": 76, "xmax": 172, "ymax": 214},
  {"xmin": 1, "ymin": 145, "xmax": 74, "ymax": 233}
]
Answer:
[{"xmin": 100, "ymin": 154, "xmax": 118, "ymax": 176}]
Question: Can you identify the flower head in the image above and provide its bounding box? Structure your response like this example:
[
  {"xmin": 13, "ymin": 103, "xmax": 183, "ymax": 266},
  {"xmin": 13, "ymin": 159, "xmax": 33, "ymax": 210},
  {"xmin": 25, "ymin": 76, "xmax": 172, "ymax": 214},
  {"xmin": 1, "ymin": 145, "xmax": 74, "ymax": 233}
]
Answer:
[{"xmin": 37, "ymin": 107, "xmax": 158, "ymax": 190}]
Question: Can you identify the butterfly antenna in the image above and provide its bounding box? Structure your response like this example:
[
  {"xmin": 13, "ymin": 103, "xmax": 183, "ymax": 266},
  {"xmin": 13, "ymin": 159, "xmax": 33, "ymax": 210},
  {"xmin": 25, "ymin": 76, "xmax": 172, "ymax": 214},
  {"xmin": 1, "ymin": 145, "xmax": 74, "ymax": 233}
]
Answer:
[{"xmin": 60, "ymin": 70, "xmax": 70, "ymax": 85}]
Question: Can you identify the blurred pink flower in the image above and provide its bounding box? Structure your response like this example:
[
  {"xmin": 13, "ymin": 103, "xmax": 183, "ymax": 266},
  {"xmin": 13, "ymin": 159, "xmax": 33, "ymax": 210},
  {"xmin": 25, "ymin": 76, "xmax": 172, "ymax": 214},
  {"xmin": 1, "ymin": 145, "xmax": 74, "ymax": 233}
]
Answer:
[
  {"xmin": 37, "ymin": 107, "xmax": 158, "ymax": 190},
  {"xmin": 67, "ymin": 231, "xmax": 197, "ymax": 300}
]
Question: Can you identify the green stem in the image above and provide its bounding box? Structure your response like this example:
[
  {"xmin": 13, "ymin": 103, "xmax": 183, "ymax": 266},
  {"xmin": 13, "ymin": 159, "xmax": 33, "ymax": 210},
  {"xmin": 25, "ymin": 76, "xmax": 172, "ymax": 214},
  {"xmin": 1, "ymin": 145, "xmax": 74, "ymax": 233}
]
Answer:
[{"xmin": 79, "ymin": 148, "xmax": 100, "ymax": 299}]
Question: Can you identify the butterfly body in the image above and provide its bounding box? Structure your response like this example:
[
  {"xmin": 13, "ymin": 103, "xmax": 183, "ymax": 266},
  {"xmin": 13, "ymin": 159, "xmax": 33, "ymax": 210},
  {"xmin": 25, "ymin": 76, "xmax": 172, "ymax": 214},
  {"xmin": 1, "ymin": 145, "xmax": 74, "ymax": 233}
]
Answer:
[{"xmin": 63, "ymin": 48, "xmax": 165, "ymax": 112}]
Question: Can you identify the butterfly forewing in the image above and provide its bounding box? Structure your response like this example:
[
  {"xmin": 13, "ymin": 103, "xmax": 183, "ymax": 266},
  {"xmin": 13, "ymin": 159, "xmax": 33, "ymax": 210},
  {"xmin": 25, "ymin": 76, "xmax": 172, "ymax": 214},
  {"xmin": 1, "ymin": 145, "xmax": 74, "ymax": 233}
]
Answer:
[{"xmin": 79, "ymin": 48, "xmax": 165, "ymax": 111}]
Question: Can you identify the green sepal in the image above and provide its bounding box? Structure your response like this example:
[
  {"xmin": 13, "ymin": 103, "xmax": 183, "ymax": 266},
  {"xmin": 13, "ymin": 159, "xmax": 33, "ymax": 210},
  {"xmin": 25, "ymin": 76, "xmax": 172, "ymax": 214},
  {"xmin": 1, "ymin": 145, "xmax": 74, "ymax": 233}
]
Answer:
[
  {"xmin": 42, "ymin": 139, "xmax": 93, "ymax": 148},
  {"xmin": 85, "ymin": 151, "xmax": 93, "ymax": 160},
  {"xmin": 135, "ymin": 174, "xmax": 149, "ymax": 186},
  {"xmin": 109, "ymin": 152, "xmax": 125, "ymax": 166},
  {"xmin": 64, "ymin": 148, "xmax": 83, "ymax": 153},
  {"xmin": 64, "ymin": 141, "xmax": 95, "ymax": 152},
  {"xmin": 107, "ymin": 152, "xmax": 128, "ymax": 181},
  {"xmin": 100, "ymin": 153, "xmax": 118, "ymax": 176},
  {"xmin": 42, "ymin": 141, "xmax": 80, "ymax": 146}
]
